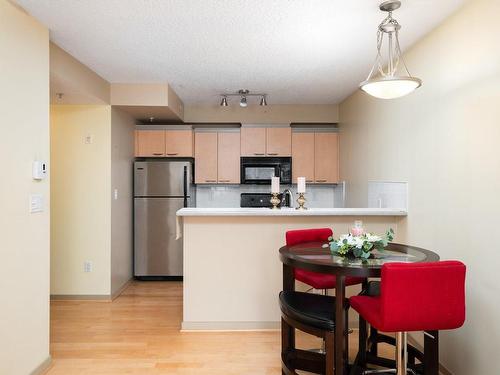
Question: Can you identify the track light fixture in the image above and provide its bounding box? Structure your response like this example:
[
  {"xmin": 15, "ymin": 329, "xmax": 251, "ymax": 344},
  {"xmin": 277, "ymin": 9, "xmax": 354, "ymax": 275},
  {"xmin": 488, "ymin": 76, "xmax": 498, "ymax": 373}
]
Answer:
[{"xmin": 219, "ymin": 89, "xmax": 268, "ymax": 107}]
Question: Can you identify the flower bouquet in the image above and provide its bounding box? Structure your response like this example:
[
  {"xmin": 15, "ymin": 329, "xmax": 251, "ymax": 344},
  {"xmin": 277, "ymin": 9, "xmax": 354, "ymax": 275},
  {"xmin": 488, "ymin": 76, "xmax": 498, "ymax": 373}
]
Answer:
[{"xmin": 323, "ymin": 228, "xmax": 395, "ymax": 259}]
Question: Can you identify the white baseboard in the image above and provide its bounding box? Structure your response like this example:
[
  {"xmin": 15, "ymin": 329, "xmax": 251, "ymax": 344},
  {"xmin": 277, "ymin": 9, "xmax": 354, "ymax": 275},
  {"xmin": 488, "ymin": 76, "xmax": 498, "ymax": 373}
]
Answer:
[
  {"xmin": 30, "ymin": 355, "xmax": 51, "ymax": 375},
  {"xmin": 181, "ymin": 321, "xmax": 280, "ymax": 331},
  {"xmin": 50, "ymin": 294, "xmax": 111, "ymax": 301}
]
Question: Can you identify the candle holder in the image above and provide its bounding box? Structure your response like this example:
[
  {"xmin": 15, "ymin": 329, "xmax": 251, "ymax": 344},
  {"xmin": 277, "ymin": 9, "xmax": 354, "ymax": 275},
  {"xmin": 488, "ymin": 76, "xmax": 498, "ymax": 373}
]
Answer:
[
  {"xmin": 296, "ymin": 193, "xmax": 307, "ymax": 210},
  {"xmin": 270, "ymin": 193, "xmax": 280, "ymax": 210}
]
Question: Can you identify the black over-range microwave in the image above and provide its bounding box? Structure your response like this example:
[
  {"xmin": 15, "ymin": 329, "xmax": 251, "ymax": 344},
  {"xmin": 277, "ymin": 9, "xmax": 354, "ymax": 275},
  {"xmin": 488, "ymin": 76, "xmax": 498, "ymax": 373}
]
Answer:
[{"xmin": 240, "ymin": 157, "xmax": 292, "ymax": 184}]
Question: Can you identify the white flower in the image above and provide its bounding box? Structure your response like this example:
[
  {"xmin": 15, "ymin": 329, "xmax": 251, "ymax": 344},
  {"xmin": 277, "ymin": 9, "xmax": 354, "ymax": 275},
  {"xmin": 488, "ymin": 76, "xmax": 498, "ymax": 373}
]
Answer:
[
  {"xmin": 365, "ymin": 233, "xmax": 382, "ymax": 242},
  {"xmin": 353, "ymin": 236, "xmax": 365, "ymax": 248}
]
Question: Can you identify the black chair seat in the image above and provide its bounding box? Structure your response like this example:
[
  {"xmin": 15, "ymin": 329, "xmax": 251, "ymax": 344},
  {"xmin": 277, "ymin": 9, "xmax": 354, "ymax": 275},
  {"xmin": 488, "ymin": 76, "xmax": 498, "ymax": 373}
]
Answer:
[
  {"xmin": 362, "ymin": 281, "xmax": 380, "ymax": 297},
  {"xmin": 279, "ymin": 291, "xmax": 346, "ymax": 331}
]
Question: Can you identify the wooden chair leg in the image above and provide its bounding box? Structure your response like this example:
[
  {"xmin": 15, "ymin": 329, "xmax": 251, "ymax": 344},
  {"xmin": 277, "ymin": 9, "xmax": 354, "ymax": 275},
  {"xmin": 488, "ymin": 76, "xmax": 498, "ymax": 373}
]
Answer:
[
  {"xmin": 325, "ymin": 331, "xmax": 335, "ymax": 375},
  {"xmin": 358, "ymin": 316, "xmax": 368, "ymax": 367},
  {"xmin": 369, "ymin": 327, "xmax": 378, "ymax": 356},
  {"xmin": 424, "ymin": 330, "xmax": 439, "ymax": 375},
  {"xmin": 281, "ymin": 317, "xmax": 295, "ymax": 355}
]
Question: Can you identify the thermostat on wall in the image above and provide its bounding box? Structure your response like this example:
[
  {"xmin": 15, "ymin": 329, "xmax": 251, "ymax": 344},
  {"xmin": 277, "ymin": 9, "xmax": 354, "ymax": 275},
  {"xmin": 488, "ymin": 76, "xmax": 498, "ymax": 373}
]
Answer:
[{"xmin": 32, "ymin": 161, "xmax": 47, "ymax": 180}]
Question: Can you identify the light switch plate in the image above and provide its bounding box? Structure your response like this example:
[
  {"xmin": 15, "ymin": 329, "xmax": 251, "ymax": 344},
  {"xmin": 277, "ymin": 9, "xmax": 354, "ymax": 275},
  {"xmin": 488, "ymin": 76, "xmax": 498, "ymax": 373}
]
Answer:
[{"xmin": 30, "ymin": 194, "xmax": 43, "ymax": 213}]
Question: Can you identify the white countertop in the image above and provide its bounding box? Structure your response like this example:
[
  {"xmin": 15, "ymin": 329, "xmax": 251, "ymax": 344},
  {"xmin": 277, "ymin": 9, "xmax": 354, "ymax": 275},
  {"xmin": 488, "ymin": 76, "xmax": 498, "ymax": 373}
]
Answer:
[{"xmin": 176, "ymin": 207, "xmax": 407, "ymax": 217}]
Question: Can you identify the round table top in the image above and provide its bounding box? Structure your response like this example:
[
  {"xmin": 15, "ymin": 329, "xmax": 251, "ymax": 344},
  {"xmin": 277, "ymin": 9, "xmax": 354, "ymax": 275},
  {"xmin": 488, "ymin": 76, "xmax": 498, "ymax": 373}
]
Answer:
[{"xmin": 279, "ymin": 242, "xmax": 440, "ymax": 278}]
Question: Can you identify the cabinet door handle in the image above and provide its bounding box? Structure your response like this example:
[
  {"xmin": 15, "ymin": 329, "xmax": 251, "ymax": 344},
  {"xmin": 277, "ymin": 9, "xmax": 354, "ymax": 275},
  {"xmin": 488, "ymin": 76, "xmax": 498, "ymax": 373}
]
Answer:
[
  {"xmin": 204, "ymin": 180, "xmax": 217, "ymax": 183},
  {"xmin": 267, "ymin": 153, "xmax": 278, "ymax": 156},
  {"xmin": 152, "ymin": 153, "xmax": 163, "ymax": 156},
  {"xmin": 253, "ymin": 153, "xmax": 265, "ymax": 156},
  {"xmin": 218, "ymin": 179, "xmax": 231, "ymax": 183},
  {"xmin": 166, "ymin": 153, "xmax": 178, "ymax": 156},
  {"xmin": 306, "ymin": 180, "xmax": 313, "ymax": 183},
  {"xmin": 316, "ymin": 179, "xmax": 328, "ymax": 183}
]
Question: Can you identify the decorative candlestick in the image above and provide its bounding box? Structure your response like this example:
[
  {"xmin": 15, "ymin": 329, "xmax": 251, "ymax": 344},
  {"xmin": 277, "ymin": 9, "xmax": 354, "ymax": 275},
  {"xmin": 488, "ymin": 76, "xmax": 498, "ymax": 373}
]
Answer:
[
  {"xmin": 297, "ymin": 177, "xmax": 306, "ymax": 194},
  {"xmin": 270, "ymin": 193, "xmax": 281, "ymax": 210},
  {"xmin": 296, "ymin": 193, "xmax": 307, "ymax": 210}
]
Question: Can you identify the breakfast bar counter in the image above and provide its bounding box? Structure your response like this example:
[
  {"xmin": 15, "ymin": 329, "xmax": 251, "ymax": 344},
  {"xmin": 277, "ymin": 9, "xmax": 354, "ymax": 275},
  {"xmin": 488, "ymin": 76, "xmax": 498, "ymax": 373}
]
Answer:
[
  {"xmin": 177, "ymin": 207, "xmax": 407, "ymax": 217},
  {"xmin": 176, "ymin": 207, "xmax": 407, "ymax": 331}
]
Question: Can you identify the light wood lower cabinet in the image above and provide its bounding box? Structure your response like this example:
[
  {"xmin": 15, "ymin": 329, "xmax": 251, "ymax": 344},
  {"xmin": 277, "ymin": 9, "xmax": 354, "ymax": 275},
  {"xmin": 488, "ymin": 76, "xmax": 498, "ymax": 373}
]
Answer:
[
  {"xmin": 165, "ymin": 130, "xmax": 193, "ymax": 157},
  {"xmin": 135, "ymin": 130, "xmax": 166, "ymax": 157},
  {"xmin": 291, "ymin": 131, "xmax": 339, "ymax": 184},
  {"xmin": 292, "ymin": 132, "xmax": 315, "ymax": 182},
  {"xmin": 217, "ymin": 132, "xmax": 240, "ymax": 184},
  {"xmin": 314, "ymin": 132, "xmax": 339, "ymax": 183},
  {"xmin": 194, "ymin": 132, "xmax": 218, "ymax": 184},
  {"xmin": 266, "ymin": 127, "xmax": 291, "ymax": 156}
]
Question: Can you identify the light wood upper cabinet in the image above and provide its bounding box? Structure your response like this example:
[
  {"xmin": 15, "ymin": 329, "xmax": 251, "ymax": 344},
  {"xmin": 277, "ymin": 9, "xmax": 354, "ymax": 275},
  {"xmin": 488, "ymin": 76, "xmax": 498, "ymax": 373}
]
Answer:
[
  {"xmin": 165, "ymin": 130, "xmax": 193, "ymax": 157},
  {"xmin": 240, "ymin": 127, "xmax": 266, "ymax": 156},
  {"xmin": 314, "ymin": 132, "xmax": 339, "ymax": 183},
  {"xmin": 135, "ymin": 130, "xmax": 166, "ymax": 157},
  {"xmin": 292, "ymin": 132, "xmax": 315, "ymax": 182},
  {"xmin": 266, "ymin": 127, "xmax": 291, "ymax": 156},
  {"xmin": 217, "ymin": 132, "xmax": 240, "ymax": 184},
  {"xmin": 194, "ymin": 132, "xmax": 218, "ymax": 184}
]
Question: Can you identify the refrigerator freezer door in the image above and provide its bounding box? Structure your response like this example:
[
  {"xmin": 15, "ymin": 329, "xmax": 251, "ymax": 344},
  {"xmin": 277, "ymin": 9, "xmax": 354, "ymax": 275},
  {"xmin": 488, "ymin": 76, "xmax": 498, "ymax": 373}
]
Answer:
[
  {"xmin": 134, "ymin": 197, "xmax": 186, "ymax": 276},
  {"xmin": 134, "ymin": 161, "xmax": 193, "ymax": 197}
]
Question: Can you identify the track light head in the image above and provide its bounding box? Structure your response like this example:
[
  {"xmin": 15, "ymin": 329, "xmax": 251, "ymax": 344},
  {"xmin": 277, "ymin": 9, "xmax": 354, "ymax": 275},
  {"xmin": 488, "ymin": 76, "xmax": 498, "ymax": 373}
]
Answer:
[
  {"xmin": 260, "ymin": 96, "xmax": 267, "ymax": 106},
  {"xmin": 239, "ymin": 96, "xmax": 248, "ymax": 107},
  {"xmin": 220, "ymin": 96, "xmax": 228, "ymax": 107}
]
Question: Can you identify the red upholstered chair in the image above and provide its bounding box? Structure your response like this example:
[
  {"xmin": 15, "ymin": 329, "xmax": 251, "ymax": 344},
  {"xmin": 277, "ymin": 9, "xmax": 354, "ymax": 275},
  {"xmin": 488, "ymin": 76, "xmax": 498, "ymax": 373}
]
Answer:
[
  {"xmin": 286, "ymin": 228, "xmax": 365, "ymax": 291},
  {"xmin": 350, "ymin": 261, "xmax": 466, "ymax": 374}
]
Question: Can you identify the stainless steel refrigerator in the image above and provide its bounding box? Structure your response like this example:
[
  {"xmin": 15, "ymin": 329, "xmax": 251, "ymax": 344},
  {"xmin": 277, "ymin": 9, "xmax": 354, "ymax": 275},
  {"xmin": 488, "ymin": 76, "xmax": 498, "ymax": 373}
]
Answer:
[{"xmin": 134, "ymin": 160, "xmax": 195, "ymax": 278}]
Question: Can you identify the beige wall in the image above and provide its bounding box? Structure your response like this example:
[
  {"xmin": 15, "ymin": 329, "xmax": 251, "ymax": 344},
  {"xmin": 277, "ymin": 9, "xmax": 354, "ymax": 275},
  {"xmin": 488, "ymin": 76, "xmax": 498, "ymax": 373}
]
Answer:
[
  {"xmin": 50, "ymin": 42, "xmax": 110, "ymax": 105},
  {"xmin": 111, "ymin": 108, "xmax": 135, "ymax": 295},
  {"xmin": 51, "ymin": 105, "xmax": 112, "ymax": 296},
  {"xmin": 184, "ymin": 104, "xmax": 339, "ymax": 124},
  {"xmin": 339, "ymin": 1, "xmax": 500, "ymax": 374},
  {"xmin": 0, "ymin": 1, "xmax": 50, "ymax": 374}
]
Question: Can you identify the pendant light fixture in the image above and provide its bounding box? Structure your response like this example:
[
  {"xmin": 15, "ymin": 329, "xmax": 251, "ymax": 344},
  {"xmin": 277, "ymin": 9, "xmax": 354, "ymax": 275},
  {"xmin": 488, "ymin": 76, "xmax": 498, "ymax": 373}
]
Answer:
[
  {"xmin": 219, "ymin": 89, "xmax": 268, "ymax": 107},
  {"xmin": 359, "ymin": 0, "xmax": 422, "ymax": 99}
]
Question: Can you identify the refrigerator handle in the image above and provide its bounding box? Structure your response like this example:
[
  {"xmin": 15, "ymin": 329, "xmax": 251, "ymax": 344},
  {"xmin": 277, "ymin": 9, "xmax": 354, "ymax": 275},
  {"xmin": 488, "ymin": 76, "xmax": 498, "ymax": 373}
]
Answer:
[{"xmin": 183, "ymin": 165, "xmax": 188, "ymax": 207}]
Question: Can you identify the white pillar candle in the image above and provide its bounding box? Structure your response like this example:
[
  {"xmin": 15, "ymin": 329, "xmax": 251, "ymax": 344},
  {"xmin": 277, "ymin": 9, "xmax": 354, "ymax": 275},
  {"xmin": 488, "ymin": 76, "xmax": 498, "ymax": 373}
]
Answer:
[
  {"xmin": 271, "ymin": 176, "xmax": 280, "ymax": 193},
  {"xmin": 297, "ymin": 177, "xmax": 306, "ymax": 193}
]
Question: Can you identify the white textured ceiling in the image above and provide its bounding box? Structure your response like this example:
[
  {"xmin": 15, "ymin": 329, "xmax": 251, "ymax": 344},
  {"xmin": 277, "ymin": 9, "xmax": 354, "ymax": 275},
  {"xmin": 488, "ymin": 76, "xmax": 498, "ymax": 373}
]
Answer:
[{"xmin": 17, "ymin": 0, "xmax": 464, "ymax": 105}]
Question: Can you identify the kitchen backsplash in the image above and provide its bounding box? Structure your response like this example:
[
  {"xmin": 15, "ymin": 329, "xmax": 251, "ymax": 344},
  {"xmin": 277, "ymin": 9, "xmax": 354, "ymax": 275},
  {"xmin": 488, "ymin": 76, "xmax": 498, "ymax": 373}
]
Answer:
[
  {"xmin": 367, "ymin": 181, "xmax": 408, "ymax": 210},
  {"xmin": 195, "ymin": 182, "xmax": 346, "ymax": 208}
]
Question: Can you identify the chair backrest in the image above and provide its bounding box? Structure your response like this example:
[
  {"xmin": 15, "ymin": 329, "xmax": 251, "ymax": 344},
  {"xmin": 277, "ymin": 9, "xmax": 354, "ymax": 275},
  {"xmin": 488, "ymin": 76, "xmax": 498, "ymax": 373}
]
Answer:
[
  {"xmin": 285, "ymin": 228, "xmax": 333, "ymax": 246},
  {"xmin": 380, "ymin": 261, "xmax": 466, "ymax": 332}
]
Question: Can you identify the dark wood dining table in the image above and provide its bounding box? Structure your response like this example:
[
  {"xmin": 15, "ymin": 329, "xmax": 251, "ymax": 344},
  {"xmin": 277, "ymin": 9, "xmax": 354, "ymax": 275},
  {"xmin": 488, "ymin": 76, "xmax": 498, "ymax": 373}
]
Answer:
[{"xmin": 279, "ymin": 242, "xmax": 440, "ymax": 375}]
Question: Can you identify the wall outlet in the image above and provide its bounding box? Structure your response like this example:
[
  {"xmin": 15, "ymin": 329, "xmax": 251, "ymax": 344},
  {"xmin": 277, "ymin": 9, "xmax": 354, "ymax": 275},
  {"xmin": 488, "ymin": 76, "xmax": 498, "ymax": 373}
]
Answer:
[{"xmin": 83, "ymin": 261, "xmax": 93, "ymax": 273}]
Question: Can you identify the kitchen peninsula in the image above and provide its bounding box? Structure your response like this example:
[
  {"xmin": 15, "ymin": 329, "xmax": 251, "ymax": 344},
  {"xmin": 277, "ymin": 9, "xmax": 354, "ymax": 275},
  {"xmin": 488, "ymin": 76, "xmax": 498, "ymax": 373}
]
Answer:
[{"xmin": 177, "ymin": 207, "xmax": 407, "ymax": 330}]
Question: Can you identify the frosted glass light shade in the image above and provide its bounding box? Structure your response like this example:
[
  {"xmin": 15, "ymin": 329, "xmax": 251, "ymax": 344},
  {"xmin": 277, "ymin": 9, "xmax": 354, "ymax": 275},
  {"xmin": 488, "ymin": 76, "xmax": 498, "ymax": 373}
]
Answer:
[{"xmin": 360, "ymin": 76, "xmax": 422, "ymax": 99}]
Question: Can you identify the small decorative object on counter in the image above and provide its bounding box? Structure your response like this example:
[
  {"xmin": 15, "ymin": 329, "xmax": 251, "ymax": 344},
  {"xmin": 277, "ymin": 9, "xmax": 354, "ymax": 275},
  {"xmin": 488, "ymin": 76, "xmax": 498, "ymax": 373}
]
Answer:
[
  {"xmin": 350, "ymin": 220, "xmax": 364, "ymax": 236},
  {"xmin": 297, "ymin": 177, "xmax": 306, "ymax": 193},
  {"xmin": 271, "ymin": 176, "xmax": 280, "ymax": 193},
  {"xmin": 296, "ymin": 193, "xmax": 307, "ymax": 210},
  {"xmin": 270, "ymin": 193, "xmax": 281, "ymax": 210},
  {"xmin": 270, "ymin": 176, "xmax": 281, "ymax": 209},
  {"xmin": 323, "ymin": 228, "xmax": 395, "ymax": 259}
]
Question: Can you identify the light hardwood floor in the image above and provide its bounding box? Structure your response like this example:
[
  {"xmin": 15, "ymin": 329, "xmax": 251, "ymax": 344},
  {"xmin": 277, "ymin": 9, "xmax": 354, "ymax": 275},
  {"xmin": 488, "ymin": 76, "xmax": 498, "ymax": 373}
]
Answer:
[{"xmin": 46, "ymin": 281, "xmax": 390, "ymax": 374}]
